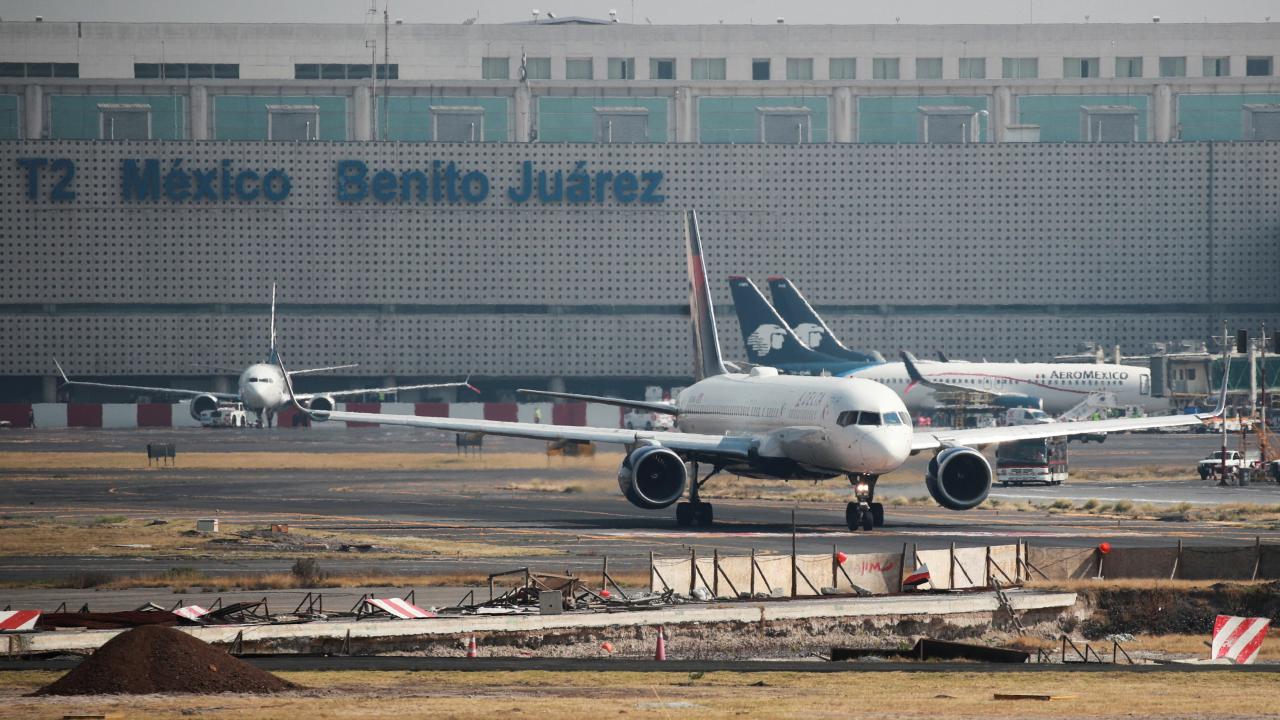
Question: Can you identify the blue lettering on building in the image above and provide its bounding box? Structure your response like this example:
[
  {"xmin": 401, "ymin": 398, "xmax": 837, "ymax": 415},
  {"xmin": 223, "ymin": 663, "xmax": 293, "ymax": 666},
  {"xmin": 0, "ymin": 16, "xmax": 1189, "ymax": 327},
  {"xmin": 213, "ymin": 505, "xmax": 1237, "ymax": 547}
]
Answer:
[{"xmin": 18, "ymin": 157, "xmax": 664, "ymax": 206}]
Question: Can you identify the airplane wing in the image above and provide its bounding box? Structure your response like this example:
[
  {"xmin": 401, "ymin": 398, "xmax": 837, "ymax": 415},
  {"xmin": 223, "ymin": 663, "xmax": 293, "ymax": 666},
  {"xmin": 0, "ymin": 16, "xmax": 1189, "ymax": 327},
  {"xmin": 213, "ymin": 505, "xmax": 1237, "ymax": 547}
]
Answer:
[
  {"xmin": 54, "ymin": 360, "xmax": 238, "ymax": 400},
  {"xmin": 910, "ymin": 377, "xmax": 1227, "ymax": 453},
  {"xmin": 292, "ymin": 379, "xmax": 478, "ymax": 401},
  {"xmin": 901, "ymin": 350, "xmax": 1019, "ymax": 399},
  {"xmin": 279, "ymin": 357, "xmax": 749, "ymax": 458},
  {"xmin": 287, "ymin": 363, "xmax": 360, "ymax": 376},
  {"xmin": 517, "ymin": 389, "xmax": 678, "ymax": 415}
]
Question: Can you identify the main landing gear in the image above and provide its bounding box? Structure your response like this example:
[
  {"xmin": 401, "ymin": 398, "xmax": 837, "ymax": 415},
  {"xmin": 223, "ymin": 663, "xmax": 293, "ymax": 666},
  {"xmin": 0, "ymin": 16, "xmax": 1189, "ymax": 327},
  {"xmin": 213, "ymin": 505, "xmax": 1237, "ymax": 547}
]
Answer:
[
  {"xmin": 675, "ymin": 462, "xmax": 718, "ymax": 527},
  {"xmin": 845, "ymin": 474, "xmax": 884, "ymax": 532}
]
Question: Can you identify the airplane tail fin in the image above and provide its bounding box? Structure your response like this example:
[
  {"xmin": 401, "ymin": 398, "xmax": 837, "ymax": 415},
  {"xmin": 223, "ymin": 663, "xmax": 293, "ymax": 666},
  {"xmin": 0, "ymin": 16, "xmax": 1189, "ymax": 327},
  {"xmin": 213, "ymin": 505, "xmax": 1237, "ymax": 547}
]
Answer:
[
  {"xmin": 268, "ymin": 283, "xmax": 278, "ymax": 363},
  {"xmin": 729, "ymin": 276, "xmax": 843, "ymax": 367},
  {"xmin": 685, "ymin": 210, "xmax": 728, "ymax": 381},
  {"xmin": 766, "ymin": 276, "xmax": 882, "ymax": 363}
]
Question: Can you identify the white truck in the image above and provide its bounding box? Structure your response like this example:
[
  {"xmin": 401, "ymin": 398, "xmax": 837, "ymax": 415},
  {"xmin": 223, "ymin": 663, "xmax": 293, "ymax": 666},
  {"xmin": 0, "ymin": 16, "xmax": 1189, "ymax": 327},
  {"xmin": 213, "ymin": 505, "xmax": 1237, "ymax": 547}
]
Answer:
[
  {"xmin": 199, "ymin": 403, "xmax": 251, "ymax": 428},
  {"xmin": 1197, "ymin": 450, "xmax": 1258, "ymax": 481}
]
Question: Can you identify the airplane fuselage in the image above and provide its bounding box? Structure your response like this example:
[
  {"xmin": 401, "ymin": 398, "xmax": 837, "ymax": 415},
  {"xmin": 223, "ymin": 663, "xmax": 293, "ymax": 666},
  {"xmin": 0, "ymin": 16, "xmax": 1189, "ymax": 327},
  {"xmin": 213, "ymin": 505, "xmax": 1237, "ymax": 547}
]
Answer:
[
  {"xmin": 673, "ymin": 370, "xmax": 913, "ymax": 477},
  {"xmin": 841, "ymin": 361, "xmax": 1160, "ymax": 415},
  {"xmin": 237, "ymin": 363, "xmax": 288, "ymax": 412}
]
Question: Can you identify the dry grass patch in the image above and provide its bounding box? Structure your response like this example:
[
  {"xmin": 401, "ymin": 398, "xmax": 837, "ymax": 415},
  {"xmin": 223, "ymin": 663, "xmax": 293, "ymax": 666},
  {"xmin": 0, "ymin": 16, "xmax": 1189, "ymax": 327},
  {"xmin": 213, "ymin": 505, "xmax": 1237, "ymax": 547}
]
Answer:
[
  {"xmin": 503, "ymin": 480, "xmax": 589, "ymax": 494},
  {"xmin": 0, "ymin": 450, "xmax": 625, "ymax": 473},
  {"xmin": 3, "ymin": 670, "xmax": 1280, "ymax": 719}
]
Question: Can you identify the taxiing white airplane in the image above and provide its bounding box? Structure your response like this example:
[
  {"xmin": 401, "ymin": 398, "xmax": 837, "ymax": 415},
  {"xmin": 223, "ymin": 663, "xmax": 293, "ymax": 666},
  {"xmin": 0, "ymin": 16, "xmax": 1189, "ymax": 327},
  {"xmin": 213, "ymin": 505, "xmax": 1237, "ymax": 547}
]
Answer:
[
  {"xmin": 56, "ymin": 286, "xmax": 473, "ymax": 427},
  {"xmin": 280, "ymin": 211, "xmax": 1225, "ymax": 530}
]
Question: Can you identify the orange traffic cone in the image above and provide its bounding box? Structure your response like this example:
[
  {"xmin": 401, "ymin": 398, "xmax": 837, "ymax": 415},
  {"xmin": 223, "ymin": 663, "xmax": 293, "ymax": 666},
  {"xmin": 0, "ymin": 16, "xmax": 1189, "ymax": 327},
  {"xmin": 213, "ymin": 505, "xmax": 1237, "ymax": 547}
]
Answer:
[
  {"xmin": 466, "ymin": 636, "xmax": 478, "ymax": 658},
  {"xmin": 654, "ymin": 626, "xmax": 666, "ymax": 661}
]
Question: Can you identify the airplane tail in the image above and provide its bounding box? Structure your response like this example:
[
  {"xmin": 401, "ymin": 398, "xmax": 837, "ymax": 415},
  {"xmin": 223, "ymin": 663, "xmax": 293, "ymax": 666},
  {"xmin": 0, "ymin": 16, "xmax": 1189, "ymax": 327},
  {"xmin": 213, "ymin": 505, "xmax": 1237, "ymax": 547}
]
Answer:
[
  {"xmin": 268, "ymin": 283, "xmax": 278, "ymax": 363},
  {"xmin": 766, "ymin": 276, "xmax": 883, "ymax": 363},
  {"xmin": 729, "ymin": 276, "xmax": 847, "ymax": 367},
  {"xmin": 685, "ymin": 210, "xmax": 728, "ymax": 381}
]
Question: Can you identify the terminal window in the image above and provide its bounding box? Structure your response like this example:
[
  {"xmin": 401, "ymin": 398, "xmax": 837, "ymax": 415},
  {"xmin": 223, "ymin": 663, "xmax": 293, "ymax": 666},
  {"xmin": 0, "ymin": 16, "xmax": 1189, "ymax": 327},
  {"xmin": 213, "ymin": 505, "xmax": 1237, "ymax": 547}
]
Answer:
[
  {"xmin": 99, "ymin": 104, "xmax": 151, "ymax": 140},
  {"xmin": 1159, "ymin": 56, "xmax": 1186, "ymax": 77},
  {"xmin": 1203, "ymin": 57, "xmax": 1230, "ymax": 77},
  {"xmin": 1081, "ymin": 105, "xmax": 1138, "ymax": 142},
  {"xmin": 266, "ymin": 105, "xmax": 319, "ymax": 141},
  {"xmin": 692, "ymin": 58, "xmax": 726, "ymax": 80},
  {"xmin": 0, "ymin": 62, "xmax": 78, "ymax": 78},
  {"xmin": 915, "ymin": 58, "xmax": 942, "ymax": 80},
  {"xmin": 1244, "ymin": 105, "xmax": 1280, "ymax": 140},
  {"xmin": 1114, "ymin": 57, "xmax": 1143, "ymax": 78},
  {"xmin": 786, "ymin": 58, "xmax": 813, "ymax": 81},
  {"xmin": 958, "ymin": 57, "xmax": 985, "ymax": 79},
  {"xmin": 872, "ymin": 58, "xmax": 900, "ymax": 80},
  {"xmin": 917, "ymin": 106, "xmax": 978, "ymax": 143},
  {"xmin": 482, "ymin": 57, "xmax": 510, "ymax": 80},
  {"xmin": 594, "ymin": 108, "xmax": 649, "ymax": 142},
  {"xmin": 524, "ymin": 57, "xmax": 551, "ymax": 80},
  {"xmin": 135, "ymin": 63, "xmax": 239, "ymax": 79},
  {"xmin": 752, "ymin": 59, "xmax": 771, "ymax": 81},
  {"xmin": 650, "ymin": 58, "xmax": 675, "ymax": 80},
  {"xmin": 828, "ymin": 58, "xmax": 855, "ymax": 80},
  {"xmin": 608, "ymin": 58, "xmax": 635, "ymax": 80},
  {"xmin": 433, "ymin": 107, "xmax": 485, "ymax": 142},
  {"xmin": 1063, "ymin": 57, "xmax": 1100, "ymax": 79},
  {"xmin": 758, "ymin": 107, "xmax": 810, "ymax": 143},
  {"xmin": 294, "ymin": 63, "xmax": 396, "ymax": 80},
  {"xmin": 1002, "ymin": 57, "xmax": 1038, "ymax": 79},
  {"xmin": 566, "ymin": 58, "xmax": 593, "ymax": 80},
  {"xmin": 1246, "ymin": 56, "xmax": 1274, "ymax": 77}
]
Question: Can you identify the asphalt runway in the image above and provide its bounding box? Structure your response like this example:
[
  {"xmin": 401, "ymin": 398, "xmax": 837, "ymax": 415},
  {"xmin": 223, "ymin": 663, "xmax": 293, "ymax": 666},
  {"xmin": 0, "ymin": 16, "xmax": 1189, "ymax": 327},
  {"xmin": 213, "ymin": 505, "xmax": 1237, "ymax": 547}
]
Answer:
[{"xmin": 1, "ymin": 428, "xmax": 1277, "ymax": 584}]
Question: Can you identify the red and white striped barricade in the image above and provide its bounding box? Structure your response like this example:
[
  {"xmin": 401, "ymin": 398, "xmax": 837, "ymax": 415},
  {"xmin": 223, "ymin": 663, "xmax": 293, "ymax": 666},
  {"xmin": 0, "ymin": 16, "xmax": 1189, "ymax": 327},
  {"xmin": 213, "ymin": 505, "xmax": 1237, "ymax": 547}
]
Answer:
[
  {"xmin": 0, "ymin": 610, "xmax": 41, "ymax": 631},
  {"xmin": 1212, "ymin": 615, "xmax": 1271, "ymax": 665},
  {"xmin": 172, "ymin": 606, "xmax": 210, "ymax": 622},
  {"xmin": 364, "ymin": 597, "xmax": 436, "ymax": 619}
]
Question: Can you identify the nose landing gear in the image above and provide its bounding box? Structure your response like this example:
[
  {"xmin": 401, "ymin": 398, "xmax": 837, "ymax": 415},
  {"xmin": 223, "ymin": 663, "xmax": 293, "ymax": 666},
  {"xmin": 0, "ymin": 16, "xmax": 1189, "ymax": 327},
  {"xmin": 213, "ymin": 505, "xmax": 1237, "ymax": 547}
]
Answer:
[{"xmin": 845, "ymin": 474, "xmax": 883, "ymax": 531}]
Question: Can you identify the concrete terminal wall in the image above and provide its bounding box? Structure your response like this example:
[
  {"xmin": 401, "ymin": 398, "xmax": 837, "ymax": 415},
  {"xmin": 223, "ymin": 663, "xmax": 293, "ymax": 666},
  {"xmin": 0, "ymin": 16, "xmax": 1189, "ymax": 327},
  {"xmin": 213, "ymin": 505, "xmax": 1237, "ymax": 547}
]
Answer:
[{"xmin": 2, "ymin": 140, "xmax": 1278, "ymax": 390}]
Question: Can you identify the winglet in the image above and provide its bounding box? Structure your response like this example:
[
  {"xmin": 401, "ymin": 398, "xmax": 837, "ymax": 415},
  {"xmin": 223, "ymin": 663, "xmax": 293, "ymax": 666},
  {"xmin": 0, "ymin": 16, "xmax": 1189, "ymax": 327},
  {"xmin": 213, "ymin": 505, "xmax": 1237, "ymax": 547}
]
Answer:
[
  {"xmin": 1198, "ymin": 360, "xmax": 1231, "ymax": 420},
  {"xmin": 465, "ymin": 375, "xmax": 480, "ymax": 395},
  {"xmin": 900, "ymin": 350, "xmax": 928, "ymax": 385},
  {"xmin": 277, "ymin": 353, "xmax": 325, "ymax": 420},
  {"xmin": 53, "ymin": 358, "xmax": 69, "ymax": 383}
]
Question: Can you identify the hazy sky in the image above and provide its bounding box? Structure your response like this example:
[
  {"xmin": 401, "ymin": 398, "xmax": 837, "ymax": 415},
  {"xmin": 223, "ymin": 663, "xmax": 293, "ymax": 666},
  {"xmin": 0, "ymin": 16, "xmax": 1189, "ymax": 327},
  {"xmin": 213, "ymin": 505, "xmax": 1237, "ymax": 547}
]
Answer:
[{"xmin": 1, "ymin": 0, "xmax": 1276, "ymax": 25}]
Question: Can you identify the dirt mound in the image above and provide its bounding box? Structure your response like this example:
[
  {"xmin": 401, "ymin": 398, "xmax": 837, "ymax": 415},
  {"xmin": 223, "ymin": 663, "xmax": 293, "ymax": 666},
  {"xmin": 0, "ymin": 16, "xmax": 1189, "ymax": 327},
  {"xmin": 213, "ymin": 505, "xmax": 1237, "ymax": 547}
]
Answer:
[{"xmin": 36, "ymin": 625, "xmax": 298, "ymax": 695}]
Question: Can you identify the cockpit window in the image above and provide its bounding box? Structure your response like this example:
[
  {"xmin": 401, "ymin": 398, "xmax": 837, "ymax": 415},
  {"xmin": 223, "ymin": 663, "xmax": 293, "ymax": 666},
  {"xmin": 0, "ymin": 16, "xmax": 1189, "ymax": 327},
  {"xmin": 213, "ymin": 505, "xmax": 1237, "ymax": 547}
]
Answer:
[
  {"xmin": 883, "ymin": 412, "xmax": 903, "ymax": 425},
  {"xmin": 836, "ymin": 411, "xmax": 858, "ymax": 427},
  {"xmin": 248, "ymin": 378, "xmax": 258, "ymax": 383},
  {"xmin": 857, "ymin": 411, "xmax": 881, "ymax": 426},
  {"xmin": 899, "ymin": 411, "xmax": 912, "ymax": 425}
]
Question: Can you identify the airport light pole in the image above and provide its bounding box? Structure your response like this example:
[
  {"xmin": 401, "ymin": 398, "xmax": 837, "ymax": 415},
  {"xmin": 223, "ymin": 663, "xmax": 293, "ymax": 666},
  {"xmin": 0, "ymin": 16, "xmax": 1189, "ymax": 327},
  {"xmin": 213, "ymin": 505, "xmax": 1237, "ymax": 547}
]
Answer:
[{"xmin": 1221, "ymin": 322, "xmax": 1229, "ymax": 486}]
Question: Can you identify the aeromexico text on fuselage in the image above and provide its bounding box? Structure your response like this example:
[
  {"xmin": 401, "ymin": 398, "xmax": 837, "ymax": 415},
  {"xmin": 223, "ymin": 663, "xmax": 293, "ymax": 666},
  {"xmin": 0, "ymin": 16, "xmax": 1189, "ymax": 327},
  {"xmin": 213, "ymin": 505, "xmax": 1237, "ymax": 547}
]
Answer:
[{"xmin": 772, "ymin": 361, "xmax": 1156, "ymax": 415}]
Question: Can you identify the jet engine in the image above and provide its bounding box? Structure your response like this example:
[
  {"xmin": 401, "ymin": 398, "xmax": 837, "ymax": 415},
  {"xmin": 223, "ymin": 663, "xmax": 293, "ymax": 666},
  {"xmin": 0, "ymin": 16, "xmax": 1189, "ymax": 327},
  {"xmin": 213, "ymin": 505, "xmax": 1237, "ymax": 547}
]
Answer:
[
  {"xmin": 617, "ymin": 446, "xmax": 687, "ymax": 509},
  {"xmin": 925, "ymin": 447, "xmax": 992, "ymax": 510},
  {"xmin": 306, "ymin": 395, "xmax": 337, "ymax": 413},
  {"xmin": 189, "ymin": 394, "xmax": 221, "ymax": 421}
]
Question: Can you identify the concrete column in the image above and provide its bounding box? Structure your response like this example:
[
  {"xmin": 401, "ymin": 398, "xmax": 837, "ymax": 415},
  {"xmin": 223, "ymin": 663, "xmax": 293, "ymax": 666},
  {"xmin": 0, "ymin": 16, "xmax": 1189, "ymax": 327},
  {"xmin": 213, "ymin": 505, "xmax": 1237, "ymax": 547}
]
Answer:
[
  {"xmin": 353, "ymin": 86, "xmax": 372, "ymax": 141},
  {"xmin": 832, "ymin": 87, "xmax": 853, "ymax": 143},
  {"xmin": 41, "ymin": 375, "xmax": 57, "ymax": 403},
  {"xmin": 674, "ymin": 86, "xmax": 695, "ymax": 143},
  {"xmin": 548, "ymin": 377, "xmax": 567, "ymax": 395},
  {"xmin": 24, "ymin": 84, "xmax": 42, "ymax": 139},
  {"xmin": 1153, "ymin": 84, "xmax": 1173, "ymax": 143},
  {"xmin": 991, "ymin": 86, "xmax": 1013, "ymax": 143},
  {"xmin": 189, "ymin": 85, "xmax": 208, "ymax": 140},
  {"xmin": 514, "ymin": 84, "xmax": 531, "ymax": 142}
]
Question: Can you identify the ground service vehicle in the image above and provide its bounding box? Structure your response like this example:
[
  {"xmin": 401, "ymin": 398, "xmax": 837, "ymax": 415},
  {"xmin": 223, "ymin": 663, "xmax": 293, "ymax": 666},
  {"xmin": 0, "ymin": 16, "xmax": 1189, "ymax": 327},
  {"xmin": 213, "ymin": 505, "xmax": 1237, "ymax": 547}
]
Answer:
[{"xmin": 997, "ymin": 437, "xmax": 1068, "ymax": 486}]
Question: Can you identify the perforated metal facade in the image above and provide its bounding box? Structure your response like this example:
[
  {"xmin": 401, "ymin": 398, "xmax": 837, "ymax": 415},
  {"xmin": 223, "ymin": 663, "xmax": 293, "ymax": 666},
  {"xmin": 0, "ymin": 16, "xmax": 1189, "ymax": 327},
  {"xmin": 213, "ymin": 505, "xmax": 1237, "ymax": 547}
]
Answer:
[{"xmin": 1, "ymin": 140, "xmax": 1278, "ymax": 389}]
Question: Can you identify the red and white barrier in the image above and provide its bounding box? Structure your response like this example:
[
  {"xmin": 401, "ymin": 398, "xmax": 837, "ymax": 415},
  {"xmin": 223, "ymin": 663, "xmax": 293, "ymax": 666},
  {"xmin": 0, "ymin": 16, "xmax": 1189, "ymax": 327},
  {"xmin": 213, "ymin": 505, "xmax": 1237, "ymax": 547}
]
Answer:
[
  {"xmin": 1212, "ymin": 615, "xmax": 1271, "ymax": 664},
  {"xmin": 0, "ymin": 610, "xmax": 40, "ymax": 631},
  {"xmin": 1, "ymin": 402, "xmax": 629, "ymax": 430},
  {"xmin": 364, "ymin": 597, "xmax": 436, "ymax": 619},
  {"xmin": 172, "ymin": 605, "xmax": 210, "ymax": 621}
]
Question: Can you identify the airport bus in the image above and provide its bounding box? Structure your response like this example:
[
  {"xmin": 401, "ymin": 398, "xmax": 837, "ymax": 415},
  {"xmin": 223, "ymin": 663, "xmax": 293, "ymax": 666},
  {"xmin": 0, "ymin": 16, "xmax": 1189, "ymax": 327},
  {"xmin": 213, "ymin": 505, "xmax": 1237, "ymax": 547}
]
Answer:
[{"xmin": 996, "ymin": 437, "xmax": 1068, "ymax": 486}]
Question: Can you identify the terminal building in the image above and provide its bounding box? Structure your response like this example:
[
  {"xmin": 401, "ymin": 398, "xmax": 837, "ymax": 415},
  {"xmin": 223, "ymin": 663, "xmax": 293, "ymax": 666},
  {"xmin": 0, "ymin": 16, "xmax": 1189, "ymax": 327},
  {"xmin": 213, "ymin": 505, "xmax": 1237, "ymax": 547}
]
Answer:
[{"xmin": 1, "ymin": 18, "xmax": 1278, "ymax": 402}]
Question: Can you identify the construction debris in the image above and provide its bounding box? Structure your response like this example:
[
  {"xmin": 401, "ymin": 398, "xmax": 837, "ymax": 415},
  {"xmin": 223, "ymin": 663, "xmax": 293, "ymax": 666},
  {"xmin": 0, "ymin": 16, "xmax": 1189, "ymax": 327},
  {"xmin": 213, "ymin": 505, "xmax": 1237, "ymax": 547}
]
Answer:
[{"xmin": 831, "ymin": 638, "xmax": 1030, "ymax": 664}]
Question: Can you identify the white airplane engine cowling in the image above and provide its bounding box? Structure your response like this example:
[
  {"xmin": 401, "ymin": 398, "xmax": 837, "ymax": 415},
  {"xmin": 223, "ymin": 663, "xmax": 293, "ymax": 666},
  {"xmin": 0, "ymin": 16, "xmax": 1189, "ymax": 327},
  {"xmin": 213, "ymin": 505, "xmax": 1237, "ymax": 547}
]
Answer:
[
  {"xmin": 617, "ymin": 446, "xmax": 687, "ymax": 510},
  {"xmin": 306, "ymin": 395, "xmax": 336, "ymax": 414},
  {"xmin": 189, "ymin": 394, "xmax": 221, "ymax": 421},
  {"xmin": 925, "ymin": 447, "xmax": 992, "ymax": 510}
]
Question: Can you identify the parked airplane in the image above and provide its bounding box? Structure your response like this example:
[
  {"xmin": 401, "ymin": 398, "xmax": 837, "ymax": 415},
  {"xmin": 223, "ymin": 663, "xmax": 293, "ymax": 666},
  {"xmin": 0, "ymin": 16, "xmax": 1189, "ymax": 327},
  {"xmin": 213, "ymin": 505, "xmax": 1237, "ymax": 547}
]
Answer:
[
  {"xmin": 55, "ymin": 286, "xmax": 473, "ymax": 427},
  {"xmin": 279, "ymin": 211, "xmax": 1223, "ymax": 531},
  {"xmin": 733, "ymin": 276, "xmax": 1165, "ymax": 415}
]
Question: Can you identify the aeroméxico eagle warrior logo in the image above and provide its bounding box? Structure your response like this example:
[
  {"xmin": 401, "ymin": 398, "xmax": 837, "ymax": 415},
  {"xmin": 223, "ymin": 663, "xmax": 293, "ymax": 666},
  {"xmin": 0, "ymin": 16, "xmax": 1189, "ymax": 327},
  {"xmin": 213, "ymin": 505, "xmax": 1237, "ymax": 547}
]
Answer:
[
  {"xmin": 746, "ymin": 324, "xmax": 787, "ymax": 357},
  {"xmin": 792, "ymin": 322, "xmax": 825, "ymax": 349}
]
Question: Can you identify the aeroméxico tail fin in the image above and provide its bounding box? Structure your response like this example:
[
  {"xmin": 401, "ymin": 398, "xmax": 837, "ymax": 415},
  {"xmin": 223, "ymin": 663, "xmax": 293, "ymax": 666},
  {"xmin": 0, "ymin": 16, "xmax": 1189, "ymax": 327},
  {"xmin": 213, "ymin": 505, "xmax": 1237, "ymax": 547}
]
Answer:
[
  {"xmin": 729, "ymin": 276, "xmax": 854, "ymax": 372},
  {"xmin": 686, "ymin": 210, "xmax": 728, "ymax": 381},
  {"xmin": 766, "ymin": 276, "xmax": 883, "ymax": 363}
]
